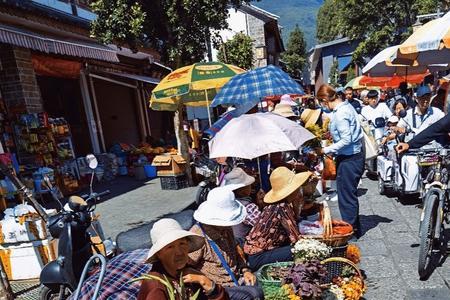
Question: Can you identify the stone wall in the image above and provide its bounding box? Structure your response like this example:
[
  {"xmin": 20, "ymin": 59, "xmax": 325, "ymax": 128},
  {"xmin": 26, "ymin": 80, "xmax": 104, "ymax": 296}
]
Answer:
[
  {"xmin": 0, "ymin": 44, "xmax": 43, "ymax": 114},
  {"xmin": 247, "ymin": 14, "xmax": 267, "ymax": 68}
]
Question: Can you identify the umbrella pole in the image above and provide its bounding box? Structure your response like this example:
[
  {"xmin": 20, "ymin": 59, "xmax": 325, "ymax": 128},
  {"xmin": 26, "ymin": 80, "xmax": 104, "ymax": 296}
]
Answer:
[
  {"xmin": 257, "ymin": 157, "xmax": 263, "ymax": 187},
  {"xmin": 205, "ymin": 90, "xmax": 212, "ymax": 127}
]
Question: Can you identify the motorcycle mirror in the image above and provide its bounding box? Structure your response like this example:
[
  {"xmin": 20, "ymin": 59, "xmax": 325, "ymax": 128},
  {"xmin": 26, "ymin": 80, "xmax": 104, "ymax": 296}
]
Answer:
[
  {"xmin": 398, "ymin": 109, "xmax": 407, "ymax": 119},
  {"xmin": 86, "ymin": 154, "xmax": 98, "ymax": 170},
  {"xmin": 374, "ymin": 117, "xmax": 386, "ymax": 128},
  {"xmin": 68, "ymin": 196, "xmax": 88, "ymax": 212}
]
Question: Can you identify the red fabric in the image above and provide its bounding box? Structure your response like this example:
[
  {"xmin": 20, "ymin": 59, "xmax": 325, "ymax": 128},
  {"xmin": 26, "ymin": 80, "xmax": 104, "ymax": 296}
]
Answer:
[
  {"xmin": 31, "ymin": 54, "xmax": 81, "ymax": 79},
  {"xmin": 360, "ymin": 74, "xmax": 428, "ymax": 88}
]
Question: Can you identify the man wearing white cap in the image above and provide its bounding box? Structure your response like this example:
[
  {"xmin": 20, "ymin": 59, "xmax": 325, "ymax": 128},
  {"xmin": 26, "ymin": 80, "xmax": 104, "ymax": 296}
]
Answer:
[{"xmin": 189, "ymin": 187, "xmax": 264, "ymax": 300}]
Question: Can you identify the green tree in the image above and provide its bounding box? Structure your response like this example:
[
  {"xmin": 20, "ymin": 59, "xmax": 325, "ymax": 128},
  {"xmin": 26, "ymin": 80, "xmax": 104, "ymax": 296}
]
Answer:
[
  {"xmin": 316, "ymin": 0, "xmax": 441, "ymax": 64},
  {"xmin": 346, "ymin": 65, "xmax": 356, "ymax": 83},
  {"xmin": 316, "ymin": 0, "xmax": 344, "ymax": 44},
  {"xmin": 329, "ymin": 59, "xmax": 339, "ymax": 87},
  {"xmin": 90, "ymin": 0, "xmax": 252, "ymax": 184},
  {"xmin": 282, "ymin": 25, "xmax": 308, "ymax": 79},
  {"xmin": 217, "ymin": 32, "xmax": 254, "ymax": 70}
]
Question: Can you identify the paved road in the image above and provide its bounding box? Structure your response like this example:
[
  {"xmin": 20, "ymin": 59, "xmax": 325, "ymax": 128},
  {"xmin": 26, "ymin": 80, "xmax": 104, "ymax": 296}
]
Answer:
[{"xmin": 330, "ymin": 177, "xmax": 450, "ymax": 300}]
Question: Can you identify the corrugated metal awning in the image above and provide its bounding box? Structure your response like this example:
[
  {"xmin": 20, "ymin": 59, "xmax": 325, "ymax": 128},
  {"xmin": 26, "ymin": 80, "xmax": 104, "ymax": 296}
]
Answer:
[
  {"xmin": 109, "ymin": 72, "xmax": 160, "ymax": 85},
  {"xmin": 0, "ymin": 24, "xmax": 119, "ymax": 62}
]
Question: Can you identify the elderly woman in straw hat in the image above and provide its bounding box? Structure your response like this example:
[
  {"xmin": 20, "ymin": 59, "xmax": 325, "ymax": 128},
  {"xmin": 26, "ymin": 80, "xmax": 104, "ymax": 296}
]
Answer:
[
  {"xmin": 244, "ymin": 167, "xmax": 312, "ymax": 271},
  {"xmin": 221, "ymin": 168, "xmax": 262, "ymax": 240},
  {"xmin": 137, "ymin": 218, "xmax": 229, "ymax": 300},
  {"xmin": 189, "ymin": 187, "xmax": 264, "ymax": 300}
]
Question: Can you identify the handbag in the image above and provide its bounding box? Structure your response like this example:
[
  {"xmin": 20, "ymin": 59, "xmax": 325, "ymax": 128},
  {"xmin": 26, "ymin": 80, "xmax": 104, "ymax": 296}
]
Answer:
[
  {"xmin": 322, "ymin": 155, "xmax": 336, "ymax": 180},
  {"xmin": 362, "ymin": 130, "xmax": 378, "ymax": 160}
]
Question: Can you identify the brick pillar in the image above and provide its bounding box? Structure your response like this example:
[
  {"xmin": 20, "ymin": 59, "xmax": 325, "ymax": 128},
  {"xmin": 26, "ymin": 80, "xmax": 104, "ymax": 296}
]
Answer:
[{"xmin": 0, "ymin": 44, "xmax": 43, "ymax": 114}]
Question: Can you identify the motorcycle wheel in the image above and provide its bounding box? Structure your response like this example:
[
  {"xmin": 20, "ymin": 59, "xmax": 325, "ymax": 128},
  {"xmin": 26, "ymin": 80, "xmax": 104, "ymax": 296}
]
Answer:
[
  {"xmin": 418, "ymin": 193, "xmax": 440, "ymax": 280},
  {"xmin": 195, "ymin": 183, "xmax": 214, "ymax": 207},
  {"xmin": 40, "ymin": 285, "xmax": 72, "ymax": 300}
]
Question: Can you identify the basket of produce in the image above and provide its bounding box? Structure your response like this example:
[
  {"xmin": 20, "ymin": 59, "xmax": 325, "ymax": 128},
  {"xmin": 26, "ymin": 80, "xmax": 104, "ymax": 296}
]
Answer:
[
  {"xmin": 299, "ymin": 202, "xmax": 353, "ymax": 247},
  {"xmin": 321, "ymin": 257, "xmax": 365, "ymax": 300},
  {"xmin": 256, "ymin": 262, "xmax": 293, "ymax": 296}
]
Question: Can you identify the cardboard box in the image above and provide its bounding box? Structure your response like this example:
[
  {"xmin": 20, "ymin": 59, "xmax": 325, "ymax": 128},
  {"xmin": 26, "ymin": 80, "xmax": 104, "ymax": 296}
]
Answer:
[
  {"xmin": 152, "ymin": 154, "xmax": 186, "ymax": 176},
  {"xmin": 0, "ymin": 218, "xmax": 48, "ymax": 244},
  {"xmin": 0, "ymin": 238, "xmax": 57, "ymax": 280}
]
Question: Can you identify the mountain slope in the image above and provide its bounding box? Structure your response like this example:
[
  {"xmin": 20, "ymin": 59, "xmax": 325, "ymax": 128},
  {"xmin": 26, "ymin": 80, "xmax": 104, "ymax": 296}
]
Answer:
[{"xmin": 253, "ymin": 0, "xmax": 323, "ymax": 48}]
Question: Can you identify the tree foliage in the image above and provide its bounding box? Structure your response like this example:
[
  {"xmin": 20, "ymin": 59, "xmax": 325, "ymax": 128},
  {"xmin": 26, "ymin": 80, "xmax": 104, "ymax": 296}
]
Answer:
[
  {"xmin": 90, "ymin": 0, "xmax": 252, "ymax": 67},
  {"xmin": 282, "ymin": 25, "xmax": 308, "ymax": 79},
  {"xmin": 217, "ymin": 32, "xmax": 254, "ymax": 70},
  {"xmin": 346, "ymin": 65, "xmax": 356, "ymax": 83},
  {"xmin": 316, "ymin": 0, "xmax": 442, "ymax": 64},
  {"xmin": 329, "ymin": 59, "xmax": 339, "ymax": 87}
]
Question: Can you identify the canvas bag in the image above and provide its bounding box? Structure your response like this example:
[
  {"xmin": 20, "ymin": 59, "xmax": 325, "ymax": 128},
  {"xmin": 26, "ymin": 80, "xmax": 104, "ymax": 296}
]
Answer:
[{"xmin": 360, "ymin": 122, "xmax": 378, "ymax": 160}]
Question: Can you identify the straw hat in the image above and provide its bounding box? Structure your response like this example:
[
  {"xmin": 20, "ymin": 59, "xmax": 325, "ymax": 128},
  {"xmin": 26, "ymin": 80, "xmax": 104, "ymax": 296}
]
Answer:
[
  {"xmin": 272, "ymin": 104, "xmax": 296, "ymax": 118},
  {"xmin": 146, "ymin": 218, "xmax": 204, "ymax": 263},
  {"xmin": 194, "ymin": 187, "xmax": 247, "ymax": 226},
  {"xmin": 301, "ymin": 108, "xmax": 321, "ymax": 128},
  {"xmin": 264, "ymin": 167, "xmax": 312, "ymax": 204},
  {"xmin": 221, "ymin": 167, "xmax": 255, "ymax": 190}
]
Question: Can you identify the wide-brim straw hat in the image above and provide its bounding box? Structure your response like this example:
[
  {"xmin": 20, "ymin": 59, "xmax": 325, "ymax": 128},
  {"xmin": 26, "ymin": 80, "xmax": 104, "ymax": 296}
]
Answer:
[
  {"xmin": 146, "ymin": 218, "xmax": 204, "ymax": 263},
  {"xmin": 272, "ymin": 104, "xmax": 296, "ymax": 118},
  {"xmin": 194, "ymin": 186, "xmax": 247, "ymax": 226},
  {"xmin": 301, "ymin": 108, "xmax": 321, "ymax": 128},
  {"xmin": 221, "ymin": 167, "xmax": 255, "ymax": 190},
  {"xmin": 264, "ymin": 167, "xmax": 312, "ymax": 204}
]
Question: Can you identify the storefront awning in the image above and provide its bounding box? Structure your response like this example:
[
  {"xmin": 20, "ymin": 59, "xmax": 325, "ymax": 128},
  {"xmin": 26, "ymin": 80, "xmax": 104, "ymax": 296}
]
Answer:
[
  {"xmin": 109, "ymin": 72, "xmax": 160, "ymax": 85},
  {"xmin": 0, "ymin": 24, "xmax": 119, "ymax": 63}
]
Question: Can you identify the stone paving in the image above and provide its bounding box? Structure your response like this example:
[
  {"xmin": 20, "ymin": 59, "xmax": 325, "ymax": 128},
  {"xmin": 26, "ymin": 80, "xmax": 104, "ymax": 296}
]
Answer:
[{"xmin": 326, "ymin": 177, "xmax": 450, "ymax": 300}]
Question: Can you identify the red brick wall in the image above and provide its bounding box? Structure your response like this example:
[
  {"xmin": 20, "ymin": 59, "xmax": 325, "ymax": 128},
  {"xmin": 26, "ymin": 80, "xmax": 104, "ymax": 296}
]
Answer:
[{"xmin": 0, "ymin": 44, "xmax": 43, "ymax": 114}]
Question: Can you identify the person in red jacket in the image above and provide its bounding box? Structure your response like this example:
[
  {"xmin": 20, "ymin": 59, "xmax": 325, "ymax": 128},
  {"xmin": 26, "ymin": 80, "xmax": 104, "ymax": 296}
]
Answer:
[{"xmin": 137, "ymin": 218, "xmax": 229, "ymax": 300}]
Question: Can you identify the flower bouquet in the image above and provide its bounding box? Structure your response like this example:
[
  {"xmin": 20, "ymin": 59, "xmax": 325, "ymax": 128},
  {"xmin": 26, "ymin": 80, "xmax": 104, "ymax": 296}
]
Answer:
[{"xmin": 292, "ymin": 238, "xmax": 332, "ymax": 264}]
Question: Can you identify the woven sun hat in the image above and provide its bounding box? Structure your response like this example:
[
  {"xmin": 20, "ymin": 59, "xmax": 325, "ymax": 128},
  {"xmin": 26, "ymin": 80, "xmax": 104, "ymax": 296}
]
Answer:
[
  {"xmin": 221, "ymin": 167, "xmax": 255, "ymax": 191},
  {"xmin": 264, "ymin": 167, "xmax": 312, "ymax": 204},
  {"xmin": 280, "ymin": 94, "xmax": 297, "ymax": 106},
  {"xmin": 272, "ymin": 104, "xmax": 296, "ymax": 118},
  {"xmin": 146, "ymin": 218, "xmax": 204, "ymax": 263},
  {"xmin": 301, "ymin": 108, "xmax": 321, "ymax": 128},
  {"xmin": 193, "ymin": 186, "xmax": 247, "ymax": 226}
]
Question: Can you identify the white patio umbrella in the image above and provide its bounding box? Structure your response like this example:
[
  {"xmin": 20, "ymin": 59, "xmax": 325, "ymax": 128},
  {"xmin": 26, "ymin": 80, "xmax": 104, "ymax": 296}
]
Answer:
[
  {"xmin": 362, "ymin": 45, "xmax": 448, "ymax": 77},
  {"xmin": 208, "ymin": 112, "xmax": 315, "ymax": 160},
  {"xmin": 391, "ymin": 11, "xmax": 450, "ymax": 65}
]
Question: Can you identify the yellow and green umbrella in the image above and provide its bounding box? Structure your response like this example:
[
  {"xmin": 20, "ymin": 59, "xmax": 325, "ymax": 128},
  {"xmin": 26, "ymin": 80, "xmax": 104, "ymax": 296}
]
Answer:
[{"xmin": 150, "ymin": 62, "xmax": 245, "ymax": 111}]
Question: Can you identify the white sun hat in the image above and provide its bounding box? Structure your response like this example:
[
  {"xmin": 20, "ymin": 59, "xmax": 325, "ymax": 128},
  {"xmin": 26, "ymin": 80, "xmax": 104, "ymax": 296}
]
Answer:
[
  {"xmin": 146, "ymin": 218, "xmax": 204, "ymax": 263},
  {"xmin": 280, "ymin": 94, "xmax": 297, "ymax": 106},
  {"xmin": 221, "ymin": 167, "xmax": 255, "ymax": 190},
  {"xmin": 193, "ymin": 186, "xmax": 247, "ymax": 226}
]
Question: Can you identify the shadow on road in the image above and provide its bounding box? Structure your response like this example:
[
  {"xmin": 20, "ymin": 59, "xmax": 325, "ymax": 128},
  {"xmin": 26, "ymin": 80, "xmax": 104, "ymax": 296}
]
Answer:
[{"xmin": 359, "ymin": 214, "xmax": 393, "ymax": 237}]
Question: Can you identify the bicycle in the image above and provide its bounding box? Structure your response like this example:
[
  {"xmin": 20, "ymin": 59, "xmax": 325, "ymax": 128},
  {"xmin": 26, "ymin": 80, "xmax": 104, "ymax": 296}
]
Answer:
[{"xmin": 416, "ymin": 147, "xmax": 450, "ymax": 279}]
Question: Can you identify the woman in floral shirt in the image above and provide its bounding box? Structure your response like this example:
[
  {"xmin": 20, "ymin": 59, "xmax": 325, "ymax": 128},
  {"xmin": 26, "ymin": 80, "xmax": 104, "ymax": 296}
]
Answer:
[{"xmin": 244, "ymin": 167, "xmax": 312, "ymax": 271}]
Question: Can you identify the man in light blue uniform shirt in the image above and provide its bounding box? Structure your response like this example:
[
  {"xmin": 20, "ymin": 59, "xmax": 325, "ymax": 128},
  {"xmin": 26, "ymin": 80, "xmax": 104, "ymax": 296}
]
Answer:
[{"xmin": 318, "ymin": 84, "xmax": 365, "ymax": 239}]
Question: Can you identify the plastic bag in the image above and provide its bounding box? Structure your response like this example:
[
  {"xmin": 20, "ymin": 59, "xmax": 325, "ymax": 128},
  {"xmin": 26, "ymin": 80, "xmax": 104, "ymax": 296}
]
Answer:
[{"xmin": 299, "ymin": 220, "xmax": 324, "ymax": 235}]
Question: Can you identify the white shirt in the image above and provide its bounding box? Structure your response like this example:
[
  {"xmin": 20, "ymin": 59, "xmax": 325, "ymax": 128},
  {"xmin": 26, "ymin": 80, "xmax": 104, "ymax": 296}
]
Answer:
[
  {"xmin": 398, "ymin": 106, "xmax": 445, "ymax": 135},
  {"xmin": 361, "ymin": 103, "xmax": 392, "ymax": 124}
]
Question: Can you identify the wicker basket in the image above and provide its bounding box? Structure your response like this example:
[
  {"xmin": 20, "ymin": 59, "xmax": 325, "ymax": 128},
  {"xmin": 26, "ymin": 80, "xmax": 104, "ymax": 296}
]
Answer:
[
  {"xmin": 255, "ymin": 261, "xmax": 293, "ymax": 296},
  {"xmin": 299, "ymin": 202, "xmax": 353, "ymax": 247},
  {"xmin": 320, "ymin": 257, "xmax": 365, "ymax": 289}
]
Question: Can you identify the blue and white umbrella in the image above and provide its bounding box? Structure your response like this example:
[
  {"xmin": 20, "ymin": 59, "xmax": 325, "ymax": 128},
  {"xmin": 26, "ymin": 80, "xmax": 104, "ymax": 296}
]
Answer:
[{"xmin": 210, "ymin": 65, "xmax": 304, "ymax": 108}]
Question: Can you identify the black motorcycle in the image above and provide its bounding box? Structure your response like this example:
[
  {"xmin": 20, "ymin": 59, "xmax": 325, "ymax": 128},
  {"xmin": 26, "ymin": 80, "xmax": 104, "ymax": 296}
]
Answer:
[{"xmin": 39, "ymin": 154, "xmax": 112, "ymax": 300}]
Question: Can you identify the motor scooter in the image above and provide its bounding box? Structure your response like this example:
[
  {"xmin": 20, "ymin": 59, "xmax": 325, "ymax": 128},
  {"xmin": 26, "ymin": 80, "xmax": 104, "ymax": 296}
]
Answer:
[{"xmin": 39, "ymin": 154, "xmax": 114, "ymax": 300}]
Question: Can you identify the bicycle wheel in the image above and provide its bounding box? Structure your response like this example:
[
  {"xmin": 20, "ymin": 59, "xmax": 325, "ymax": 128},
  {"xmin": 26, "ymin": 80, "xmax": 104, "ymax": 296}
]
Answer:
[{"xmin": 418, "ymin": 191, "xmax": 441, "ymax": 279}]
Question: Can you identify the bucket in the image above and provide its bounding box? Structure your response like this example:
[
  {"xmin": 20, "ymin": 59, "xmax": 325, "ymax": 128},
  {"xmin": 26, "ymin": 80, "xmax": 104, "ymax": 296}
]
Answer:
[{"xmin": 144, "ymin": 165, "xmax": 157, "ymax": 179}]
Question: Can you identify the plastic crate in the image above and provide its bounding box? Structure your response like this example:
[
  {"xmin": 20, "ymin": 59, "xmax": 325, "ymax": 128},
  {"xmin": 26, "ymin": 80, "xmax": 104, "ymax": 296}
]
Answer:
[{"xmin": 160, "ymin": 175, "xmax": 188, "ymax": 190}]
